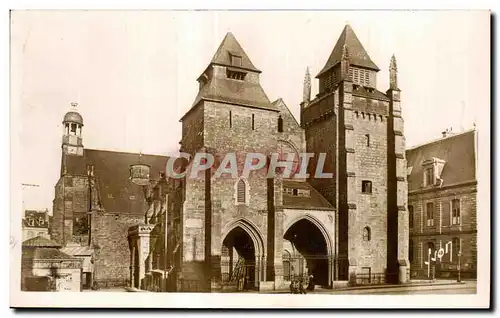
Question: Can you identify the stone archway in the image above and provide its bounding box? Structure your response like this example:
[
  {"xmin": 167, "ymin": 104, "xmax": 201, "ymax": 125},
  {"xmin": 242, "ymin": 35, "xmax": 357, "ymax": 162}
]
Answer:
[
  {"xmin": 284, "ymin": 216, "xmax": 333, "ymax": 287},
  {"xmin": 221, "ymin": 219, "xmax": 265, "ymax": 291}
]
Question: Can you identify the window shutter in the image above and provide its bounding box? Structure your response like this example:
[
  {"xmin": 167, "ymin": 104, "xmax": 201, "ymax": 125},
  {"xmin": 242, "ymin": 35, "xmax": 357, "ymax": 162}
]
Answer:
[{"xmin": 441, "ymin": 201, "xmax": 450, "ymax": 226}]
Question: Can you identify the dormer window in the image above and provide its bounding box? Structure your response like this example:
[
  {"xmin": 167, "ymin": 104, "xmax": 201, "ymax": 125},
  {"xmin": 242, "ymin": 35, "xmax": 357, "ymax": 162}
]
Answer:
[
  {"xmin": 422, "ymin": 157, "xmax": 446, "ymax": 187},
  {"xmin": 230, "ymin": 53, "xmax": 242, "ymax": 67},
  {"xmin": 226, "ymin": 69, "xmax": 246, "ymax": 80},
  {"xmin": 423, "ymin": 167, "xmax": 434, "ymax": 187}
]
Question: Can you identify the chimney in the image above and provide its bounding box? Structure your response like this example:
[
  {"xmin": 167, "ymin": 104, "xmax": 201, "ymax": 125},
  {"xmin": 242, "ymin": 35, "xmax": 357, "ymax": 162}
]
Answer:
[{"xmin": 442, "ymin": 127, "xmax": 455, "ymax": 138}]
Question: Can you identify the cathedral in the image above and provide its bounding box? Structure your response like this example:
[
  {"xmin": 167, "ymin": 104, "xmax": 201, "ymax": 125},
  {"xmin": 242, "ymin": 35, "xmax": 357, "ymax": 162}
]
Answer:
[{"xmin": 52, "ymin": 24, "xmax": 409, "ymax": 292}]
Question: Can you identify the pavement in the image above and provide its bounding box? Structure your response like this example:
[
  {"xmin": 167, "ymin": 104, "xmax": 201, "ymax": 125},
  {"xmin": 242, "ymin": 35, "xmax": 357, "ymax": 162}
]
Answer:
[
  {"xmin": 273, "ymin": 280, "xmax": 476, "ymax": 295},
  {"xmin": 85, "ymin": 280, "xmax": 476, "ymax": 295}
]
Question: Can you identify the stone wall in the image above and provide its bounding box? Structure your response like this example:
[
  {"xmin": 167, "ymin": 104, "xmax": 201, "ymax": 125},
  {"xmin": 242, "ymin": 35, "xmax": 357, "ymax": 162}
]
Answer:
[
  {"xmin": 91, "ymin": 211, "xmax": 143, "ymax": 286},
  {"xmin": 348, "ymin": 104, "xmax": 388, "ymax": 273}
]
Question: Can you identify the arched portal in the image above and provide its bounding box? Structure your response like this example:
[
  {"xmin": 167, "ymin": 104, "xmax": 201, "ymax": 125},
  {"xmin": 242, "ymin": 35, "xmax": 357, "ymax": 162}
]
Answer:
[
  {"xmin": 284, "ymin": 218, "xmax": 330, "ymax": 287},
  {"xmin": 221, "ymin": 226, "xmax": 259, "ymax": 291}
]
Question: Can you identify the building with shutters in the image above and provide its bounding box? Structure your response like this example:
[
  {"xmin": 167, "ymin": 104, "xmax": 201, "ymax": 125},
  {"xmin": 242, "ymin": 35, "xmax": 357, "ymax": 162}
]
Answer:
[{"xmin": 406, "ymin": 129, "xmax": 477, "ymax": 279}]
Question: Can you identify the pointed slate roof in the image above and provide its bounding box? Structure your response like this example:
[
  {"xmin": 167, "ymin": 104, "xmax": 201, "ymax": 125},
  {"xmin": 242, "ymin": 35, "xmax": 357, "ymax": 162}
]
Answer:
[
  {"xmin": 317, "ymin": 24, "xmax": 380, "ymax": 78},
  {"xmin": 182, "ymin": 32, "xmax": 276, "ymax": 119},
  {"xmin": 209, "ymin": 32, "xmax": 261, "ymax": 73}
]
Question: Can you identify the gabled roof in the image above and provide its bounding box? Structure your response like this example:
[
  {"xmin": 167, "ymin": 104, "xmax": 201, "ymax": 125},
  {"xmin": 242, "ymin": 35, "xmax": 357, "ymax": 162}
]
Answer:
[
  {"xmin": 406, "ymin": 130, "xmax": 476, "ymax": 192},
  {"xmin": 317, "ymin": 24, "xmax": 380, "ymax": 78},
  {"xmin": 282, "ymin": 180, "xmax": 335, "ymax": 211},
  {"xmin": 63, "ymin": 149, "xmax": 169, "ymax": 214},
  {"xmin": 23, "ymin": 236, "xmax": 62, "ymax": 248},
  {"xmin": 209, "ymin": 32, "xmax": 261, "ymax": 73},
  {"xmin": 273, "ymin": 98, "xmax": 300, "ymax": 128}
]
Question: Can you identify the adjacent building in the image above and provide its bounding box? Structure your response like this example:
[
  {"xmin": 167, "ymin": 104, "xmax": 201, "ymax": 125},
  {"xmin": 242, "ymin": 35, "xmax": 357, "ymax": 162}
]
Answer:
[
  {"xmin": 51, "ymin": 107, "xmax": 168, "ymax": 287},
  {"xmin": 406, "ymin": 129, "xmax": 477, "ymax": 279},
  {"xmin": 22, "ymin": 209, "xmax": 51, "ymax": 241},
  {"xmin": 21, "ymin": 236, "xmax": 83, "ymax": 292}
]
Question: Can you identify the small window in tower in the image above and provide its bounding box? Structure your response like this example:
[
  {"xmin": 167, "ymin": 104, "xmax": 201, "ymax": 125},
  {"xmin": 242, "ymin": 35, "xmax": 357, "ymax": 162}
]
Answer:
[
  {"xmin": 252, "ymin": 114, "xmax": 255, "ymax": 130},
  {"xmin": 230, "ymin": 54, "xmax": 242, "ymax": 67},
  {"xmin": 71, "ymin": 123, "xmax": 77, "ymax": 134},
  {"xmin": 292, "ymin": 188, "xmax": 298, "ymax": 196},
  {"xmin": 365, "ymin": 134, "xmax": 370, "ymax": 147},
  {"xmin": 229, "ymin": 111, "xmax": 232, "ymax": 128},
  {"xmin": 362, "ymin": 180, "xmax": 372, "ymax": 194},
  {"xmin": 278, "ymin": 116, "xmax": 283, "ymax": 132},
  {"xmin": 363, "ymin": 227, "xmax": 371, "ymax": 241}
]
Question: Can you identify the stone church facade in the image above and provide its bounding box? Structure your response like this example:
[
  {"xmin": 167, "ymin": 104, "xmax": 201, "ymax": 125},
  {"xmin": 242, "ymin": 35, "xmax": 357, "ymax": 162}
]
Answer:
[{"xmin": 52, "ymin": 25, "xmax": 409, "ymax": 292}]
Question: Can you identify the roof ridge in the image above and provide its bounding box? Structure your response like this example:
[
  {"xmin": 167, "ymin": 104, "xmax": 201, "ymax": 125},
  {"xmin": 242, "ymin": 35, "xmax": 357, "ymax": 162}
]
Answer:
[
  {"xmin": 406, "ymin": 129, "xmax": 476, "ymax": 152},
  {"xmin": 85, "ymin": 148, "xmax": 170, "ymax": 158}
]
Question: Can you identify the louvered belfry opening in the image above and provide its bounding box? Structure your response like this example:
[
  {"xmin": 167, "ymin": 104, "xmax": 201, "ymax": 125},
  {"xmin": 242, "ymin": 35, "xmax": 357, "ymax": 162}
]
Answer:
[{"xmin": 237, "ymin": 179, "xmax": 246, "ymax": 203}]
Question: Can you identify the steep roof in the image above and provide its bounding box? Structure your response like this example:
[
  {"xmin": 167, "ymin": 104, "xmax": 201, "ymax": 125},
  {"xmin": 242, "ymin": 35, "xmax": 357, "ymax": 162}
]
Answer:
[
  {"xmin": 282, "ymin": 180, "xmax": 335, "ymax": 211},
  {"xmin": 63, "ymin": 149, "xmax": 169, "ymax": 214},
  {"xmin": 190, "ymin": 76, "xmax": 273, "ymax": 111},
  {"xmin": 406, "ymin": 130, "xmax": 476, "ymax": 192},
  {"xmin": 317, "ymin": 24, "xmax": 380, "ymax": 78},
  {"xmin": 182, "ymin": 32, "xmax": 275, "ymax": 119},
  {"xmin": 209, "ymin": 32, "xmax": 261, "ymax": 73}
]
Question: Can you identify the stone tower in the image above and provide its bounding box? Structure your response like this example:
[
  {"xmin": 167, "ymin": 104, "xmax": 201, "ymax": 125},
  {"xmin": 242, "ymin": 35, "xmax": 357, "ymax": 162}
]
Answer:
[
  {"xmin": 62, "ymin": 102, "xmax": 84, "ymax": 157},
  {"xmin": 178, "ymin": 32, "xmax": 283, "ymax": 290},
  {"xmin": 301, "ymin": 25, "xmax": 409, "ymax": 283}
]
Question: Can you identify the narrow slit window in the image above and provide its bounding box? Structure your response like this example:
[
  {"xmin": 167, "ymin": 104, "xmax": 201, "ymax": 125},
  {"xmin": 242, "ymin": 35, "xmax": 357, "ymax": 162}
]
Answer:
[
  {"xmin": 229, "ymin": 111, "xmax": 232, "ymax": 128},
  {"xmin": 365, "ymin": 134, "xmax": 370, "ymax": 147},
  {"xmin": 252, "ymin": 114, "xmax": 255, "ymax": 130},
  {"xmin": 363, "ymin": 227, "xmax": 371, "ymax": 241},
  {"xmin": 278, "ymin": 116, "xmax": 283, "ymax": 132},
  {"xmin": 362, "ymin": 180, "xmax": 372, "ymax": 194}
]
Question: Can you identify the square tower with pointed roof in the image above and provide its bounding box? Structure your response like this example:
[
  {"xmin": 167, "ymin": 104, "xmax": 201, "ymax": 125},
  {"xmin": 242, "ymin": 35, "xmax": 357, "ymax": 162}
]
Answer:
[
  {"xmin": 178, "ymin": 32, "xmax": 286, "ymax": 290},
  {"xmin": 301, "ymin": 24, "xmax": 409, "ymax": 283}
]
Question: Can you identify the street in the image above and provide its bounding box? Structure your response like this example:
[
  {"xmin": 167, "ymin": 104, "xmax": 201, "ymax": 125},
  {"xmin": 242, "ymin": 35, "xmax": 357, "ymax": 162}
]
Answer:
[{"xmin": 310, "ymin": 280, "xmax": 477, "ymax": 295}]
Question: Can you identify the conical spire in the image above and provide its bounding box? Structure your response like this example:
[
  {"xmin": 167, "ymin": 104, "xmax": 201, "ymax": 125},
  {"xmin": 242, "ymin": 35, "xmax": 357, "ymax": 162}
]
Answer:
[
  {"xmin": 389, "ymin": 54, "xmax": 398, "ymax": 89},
  {"xmin": 317, "ymin": 24, "xmax": 379, "ymax": 78},
  {"xmin": 208, "ymin": 32, "xmax": 261, "ymax": 73},
  {"xmin": 303, "ymin": 67, "xmax": 311, "ymax": 103}
]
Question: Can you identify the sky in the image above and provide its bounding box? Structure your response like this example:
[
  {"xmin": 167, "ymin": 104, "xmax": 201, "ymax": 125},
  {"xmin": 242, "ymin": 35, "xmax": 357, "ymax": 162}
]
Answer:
[{"xmin": 11, "ymin": 10, "xmax": 490, "ymax": 212}]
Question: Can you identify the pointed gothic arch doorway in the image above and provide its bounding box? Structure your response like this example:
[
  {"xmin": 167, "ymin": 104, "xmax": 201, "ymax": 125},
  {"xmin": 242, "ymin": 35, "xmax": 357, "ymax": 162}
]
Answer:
[
  {"xmin": 221, "ymin": 226, "xmax": 259, "ymax": 291},
  {"xmin": 284, "ymin": 218, "xmax": 331, "ymax": 287}
]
